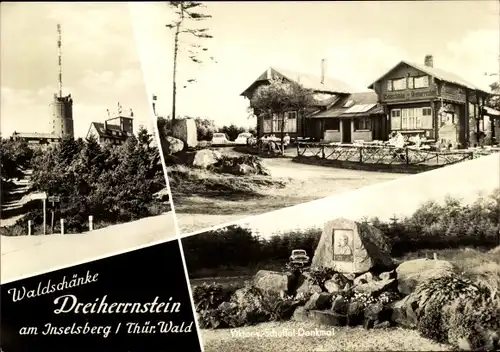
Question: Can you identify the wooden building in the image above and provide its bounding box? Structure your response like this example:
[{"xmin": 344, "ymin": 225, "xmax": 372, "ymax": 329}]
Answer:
[
  {"xmin": 240, "ymin": 63, "xmax": 356, "ymax": 139},
  {"xmin": 307, "ymin": 91, "xmax": 386, "ymax": 143},
  {"xmin": 244, "ymin": 57, "xmax": 497, "ymax": 146},
  {"xmin": 10, "ymin": 132, "xmax": 61, "ymax": 147},
  {"xmin": 368, "ymin": 55, "xmax": 494, "ymax": 148}
]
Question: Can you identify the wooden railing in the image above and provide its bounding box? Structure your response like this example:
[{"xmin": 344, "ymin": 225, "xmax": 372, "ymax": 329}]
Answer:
[{"xmin": 295, "ymin": 142, "xmax": 499, "ymax": 167}]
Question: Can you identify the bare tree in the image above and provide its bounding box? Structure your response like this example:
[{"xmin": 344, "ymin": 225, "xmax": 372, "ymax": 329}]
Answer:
[
  {"xmin": 166, "ymin": 1, "xmax": 214, "ymax": 121},
  {"xmin": 250, "ymin": 78, "xmax": 314, "ymax": 155}
]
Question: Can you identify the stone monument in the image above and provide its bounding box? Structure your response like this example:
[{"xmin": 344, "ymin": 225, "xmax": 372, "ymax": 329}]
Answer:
[
  {"xmin": 172, "ymin": 118, "xmax": 198, "ymax": 148},
  {"xmin": 311, "ymin": 218, "xmax": 393, "ymax": 273}
]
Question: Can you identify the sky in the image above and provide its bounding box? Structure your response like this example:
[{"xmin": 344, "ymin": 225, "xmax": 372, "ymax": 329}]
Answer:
[
  {"xmin": 0, "ymin": 2, "xmax": 155, "ymax": 139},
  {"xmin": 130, "ymin": 1, "xmax": 499, "ymax": 129},
  {"xmin": 2, "ymin": 2, "xmax": 498, "ymax": 137}
]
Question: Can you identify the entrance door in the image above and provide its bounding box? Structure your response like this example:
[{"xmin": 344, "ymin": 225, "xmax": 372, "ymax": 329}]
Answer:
[{"xmin": 342, "ymin": 119, "xmax": 352, "ymax": 143}]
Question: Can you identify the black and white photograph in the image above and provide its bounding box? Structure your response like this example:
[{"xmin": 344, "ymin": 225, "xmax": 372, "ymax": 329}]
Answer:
[
  {"xmin": 181, "ymin": 153, "xmax": 500, "ymax": 352},
  {"xmin": 0, "ymin": 3, "xmax": 176, "ymax": 283},
  {"xmin": 130, "ymin": 1, "xmax": 499, "ymax": 233}
]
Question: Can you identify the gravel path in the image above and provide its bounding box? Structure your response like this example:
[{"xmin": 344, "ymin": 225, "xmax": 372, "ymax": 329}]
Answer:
[{"xmin": 201, "ymin": 322, "xmax": 452, "ymax": 352}]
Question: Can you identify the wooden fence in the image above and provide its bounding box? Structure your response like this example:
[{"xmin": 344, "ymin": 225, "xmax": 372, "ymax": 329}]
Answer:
[{"xmin": 295, "ymin": 142, "xmax": 499, "ymax": 168}]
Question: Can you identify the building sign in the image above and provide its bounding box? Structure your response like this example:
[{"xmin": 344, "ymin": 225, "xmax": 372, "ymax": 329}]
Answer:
[
  {"xmin": 382, "ymin": 89, "xmax": 437, "ymax": 102},
  {"xmin": 440, "ymin": 84, "xmax": 466, "ymax": 103}
]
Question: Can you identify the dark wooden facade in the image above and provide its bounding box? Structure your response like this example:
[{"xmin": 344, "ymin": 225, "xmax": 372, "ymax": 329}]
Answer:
[
  {"xmin": 243, "ymin": 62, "xmax": 496, "ymax": 146},
  {"xmin": 369, "ymin": 58, "xmax": 492, "ymax": 148}
]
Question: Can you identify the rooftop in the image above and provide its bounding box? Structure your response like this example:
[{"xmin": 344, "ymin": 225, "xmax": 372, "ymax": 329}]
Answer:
[
  {"xmin": 368, "ymin": 60, "xmax": 492, "ymax": 94},
  {"xmin": 241, "ymin": 66, "xmax": 356, "ymax": 97}
]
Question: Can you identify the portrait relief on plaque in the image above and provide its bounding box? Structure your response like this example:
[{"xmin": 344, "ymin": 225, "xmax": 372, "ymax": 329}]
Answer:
[{"xmin": 333, "ymin": 229, "xmax": 354, "ymax": 262}]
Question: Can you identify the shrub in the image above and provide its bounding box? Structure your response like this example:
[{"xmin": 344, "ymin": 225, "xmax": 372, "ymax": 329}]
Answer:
[
  {"xmin": 210, "ymin": 154, "xmax": 270, "ymax": 176},
  {"xmin": 445, "ymin": 296, "xmax": 500, "ymax": 351},
  {"xmin": 192, "ymin": 282, "xmax": 239, "ymax": 312},
  {"xmin": 414, "ymin": 273, "xmax": 499, "ymax": 349},
  {"xmin": 417, "ymin": 300, "xmax": 448, "ymax": 343},
  {"xmin": 308, "ymin": 267, "xmax": 337, "ymax": 291},
  {"xmin": 197, "ymin": 284, "xmax": 305, "ymax": 329}
]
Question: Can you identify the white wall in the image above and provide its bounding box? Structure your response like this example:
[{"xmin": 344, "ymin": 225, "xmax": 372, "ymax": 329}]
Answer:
[
  {"xmin": 324, "ymin": 130, "xmax": 341, "ymax": 142},
  {"xmin": 352, "ymin": 130, "xmax": 372, "ymax": 142}
]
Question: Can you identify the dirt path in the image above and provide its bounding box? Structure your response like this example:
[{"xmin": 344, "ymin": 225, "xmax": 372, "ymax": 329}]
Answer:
[
  {"xmin": 202, "ymin": 322, "xmax": 452, "ymax": 352},
  {"xmin": 1, "ymin": 212, "xmax": 177, "ymax": 283},
  {"xmin": 174, "ymin": 156, "xmax": 402, "ymax": 234}
]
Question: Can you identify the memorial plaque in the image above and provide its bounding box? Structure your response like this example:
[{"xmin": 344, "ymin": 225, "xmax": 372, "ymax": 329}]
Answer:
[{"xmin": 333, "ymin": 229, "xmax": 354, "ymax": 262}]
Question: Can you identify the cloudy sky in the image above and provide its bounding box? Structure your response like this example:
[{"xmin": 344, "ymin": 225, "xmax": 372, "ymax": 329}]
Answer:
[
  {"xmin": 1, "ymin": 2, "xmax": 155, "ymax": 138},
  {"xmin": 130, "ymin": 1, "xmax": 499, "ymax": 129}
]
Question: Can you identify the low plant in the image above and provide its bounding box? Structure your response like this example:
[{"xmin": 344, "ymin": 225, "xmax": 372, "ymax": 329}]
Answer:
[
  {"xmin": 308, "ymin": 267, "xmax": 337, "ymax": 290},
  {"xmin": 192, "ymin": 282, "xmax": 238, "ymax": 312}
]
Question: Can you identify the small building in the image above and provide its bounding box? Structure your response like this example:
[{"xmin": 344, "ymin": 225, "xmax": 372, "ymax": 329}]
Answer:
[
  {"xmin": 307, "ymin": 91, "xmax": 386, "ymax": 143},
  {"xmin": 368, "ymin": 55, "xmax": 493, "ymax": 148},
  {"xmin": 11, "ymin": 132, "xmax": 61, "ymax": 147},
  {"xmin": 240, "ymin": 63, "xmax": 356, "ymax": 139},
  {"xmin": 86, "ymin": 116, "xmax": 134, "ymax": 146}
]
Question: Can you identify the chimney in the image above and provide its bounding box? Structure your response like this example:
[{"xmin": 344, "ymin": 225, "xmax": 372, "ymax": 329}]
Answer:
[
  {"xmin": 321, "ymin": 59, "xmax": 326, "ymax": 84},
  {"xmin": 424, "ymin": 55, "xmax": 434, "ymax": 68},
  {"xmin": 104, "ymin": 120, "xmax": 108, "ymax": 130},
  {"xmin": 266, "ymin": 67, "xmax": 272, "ymax": 80}
]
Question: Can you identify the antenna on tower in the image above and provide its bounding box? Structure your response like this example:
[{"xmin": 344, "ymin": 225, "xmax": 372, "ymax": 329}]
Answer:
[{"xmin": 57, "ymin": 24, "xmax": 62, "ymax": 98}]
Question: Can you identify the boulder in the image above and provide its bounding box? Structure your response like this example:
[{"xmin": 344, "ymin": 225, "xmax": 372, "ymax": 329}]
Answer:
[
  {"xmin": 311, "ymin": 218, "xmax": 393, "ymax": 274},
  {"xmin": 163, "ymin": 136, "xmax": 184, "ymax": 155},
  {"xmin": 296, "ymin": 273, "xmax": 322, "ymax": 294},
  {"xmin": 292, "ymin": 306, "xmax": 310, "ymax": 322},
  {"xmin": 253, "ymin": 270, "xmax": 288, "ymax": 294},
  {"xmin": 374, "ymin": 321, "xmax": 390, "ymax": 329},
  {"xmin": 172, "ymin": 118, "xmax": 198, "ymax": 148},
  {"xmin": 396, "ymin": 258, "xmax": 455, "ymax": 295},
  {"xmin": 331, "ymin": 295, "xmax": 348, "ymax": 315},
  {"xmin": 354, "ymin": 272, "xmax": 376, "ymax": 286},
  {"xmin": 308, "ymin": 310, "xmax": 346, "ymax": 326},
  {"xmin": 217, "ymin": 301, "xmax": 237, "ymax": 311},
  {"xmin": 153, "ymin": 188, "xmax": 170, "ymax": 202},
  {"xmin": 232, "ymin": 164, "xmax": 256, "ymax": 175},
  {"xmin": 324, "ymin": 279, "xmax": 342, "ymax": 293},
  {"xmin": 364, "ymin": 302, "xmax": 384, "ymax": 321},
  {"xmin": 379, "ymin": 270, "xmax": 396, "ymax": 281},
  {"xmin": 353, "ymin": 278, "xmax": 396, "ymax": 296},
  {"xmin": 347, "ymin": 301, "xmax": 364, "ymax": 326},
  {"xmin": 192, "ymin": 149, "xmax": 220, "ymax": 168},
  {"xmin": 389, "ymin": 295, "xmax": 419, "ymax": 328},
  {"xmin": 304, "ymin": 292, "xmax": 332, "ymax": 311}
]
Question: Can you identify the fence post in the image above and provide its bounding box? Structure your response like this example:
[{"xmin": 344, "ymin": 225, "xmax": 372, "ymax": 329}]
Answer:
[
  {"xmin": 433, "ymin": 252, "xmax": 438, "ymax": 260},
  {"xmin": 60, "ymin": 219, "xmax": 65, "ymax": 235},
  {"xmin": 89, "ymin": 215, "xmax": 93, "ymax": 231},
  {"xmin": 296, "ymin": 142, "xmax": 299, "ymax": 156},
  {"xmin": 321, "ymin": 145, "xmax": 325, "ymax": 159},
  {"xmin": 405, "ymin": 147, "xmax": 409, "ymax": 165},
  {"xmin": 359, "ymin": 146, "xmax": 363, "ymax": 163},
  {"xmin": 28, "ymin": 220, "xmax": 32, "ymax": 236}
]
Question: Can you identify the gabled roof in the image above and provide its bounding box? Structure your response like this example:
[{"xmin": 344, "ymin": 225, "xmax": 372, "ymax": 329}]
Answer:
[
  {"xmin": 368, "ymin": 60, "xmax": 491, "ymax": 94},
  {"xmin": 87, "ymin": 122, "xmax": 133, "ymax": 140},
  {"xmin": 241, "ymin": 66, "xmax": 355, "ymax": 97},
  {"xmin": 308, "ymin": 90, "xmax": 383, "ymax": 119}
]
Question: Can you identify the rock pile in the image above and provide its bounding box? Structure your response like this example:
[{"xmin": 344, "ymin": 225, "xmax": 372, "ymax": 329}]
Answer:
[{"xmin": 252, "ymin": 251, "xmax": 457, "ymax": 331}]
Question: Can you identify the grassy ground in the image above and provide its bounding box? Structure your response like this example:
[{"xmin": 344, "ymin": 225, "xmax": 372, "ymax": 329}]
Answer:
[
  {"xmin": 201, "ymin": 322, "xmax": 452, "ymax": 352},
  {"xmin": 169, "ymin": 149, "xmax": 401, "ymax": 232}
]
